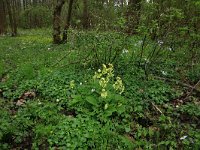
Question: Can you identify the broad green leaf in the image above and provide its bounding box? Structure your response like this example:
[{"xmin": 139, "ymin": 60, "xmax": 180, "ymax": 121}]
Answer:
[
  {"xmin": 117, "ymin": 105, "xmax": 126, "ymax": 114},
  {"xmin": 86, "ymin": 96, "xmax": 98, "ymax": 106},
  {"xmin": 70, "ymin": 95, "xmax": 82, "ymax": 105},
  {"xmin": 104, "ymin": 107, "xmax": 117, "ymax": 117}
]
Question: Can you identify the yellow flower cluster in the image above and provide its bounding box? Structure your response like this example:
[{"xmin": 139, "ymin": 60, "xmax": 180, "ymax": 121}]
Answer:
[
  {"xmin": 93, "ymin": 64, "xmax": 125, "ymax": 98},
  {"xmin": 93, "ymin": 64, "xmax": 114, "ymax": 98},
  {"xmin": 113, "ymin": 77, "xmax": 124, "ymax": 94},
  {"xmin": 93, "ymin": 64, "xmax": 114, "ymax": 83},
  {"xmin": 70, "ymin": 80, "xmax": 75, "ymax": 89},
  {"xmin": 101, "ymin": 89, "xmax": 108, "ymax": 98},
  {"xmin": 99, "ymin": 78, "xmax": 108, "ymax": 88}
]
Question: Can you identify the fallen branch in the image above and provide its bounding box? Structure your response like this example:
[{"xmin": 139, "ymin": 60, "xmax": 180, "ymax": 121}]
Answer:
[
  {"xmin": 183, "ymin": 79, "xmax": 200, "ymax": 100},
  {"xmin": 151, "ymin": 102, "xmax": 163, "ymax": 114},
  {"xmin": 150, "ymin": 101, "xmax": 172, "ymax": 124}
]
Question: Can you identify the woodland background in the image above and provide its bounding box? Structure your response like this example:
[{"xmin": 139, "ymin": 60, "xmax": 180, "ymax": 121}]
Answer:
[{"xmin": 0, "ymin": 0, "xmax": 200, "ymax": 149}]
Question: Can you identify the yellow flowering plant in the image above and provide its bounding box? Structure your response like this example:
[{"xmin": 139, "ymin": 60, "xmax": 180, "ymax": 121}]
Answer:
[
  {"xmin": 70, "ymin": 80, "xmax": 75, "ymax": 89},
  {"xmin": 68, "ymin": 64, "xmax": 128, "ymax": 121}
]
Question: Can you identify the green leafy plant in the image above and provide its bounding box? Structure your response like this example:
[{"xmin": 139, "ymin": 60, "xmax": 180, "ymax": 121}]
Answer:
[
  {"xmin": 69, "ymin": 64, "xmax": 129, "ymax": 122},
  {"xmin": 48, "ymin": 116, "xmax": 133, "ymax": 150}
]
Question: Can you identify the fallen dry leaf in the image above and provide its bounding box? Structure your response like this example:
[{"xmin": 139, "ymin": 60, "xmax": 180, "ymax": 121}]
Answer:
[
  {"xmin": 21, "ymin": 91, "xmax": 36, "ymax": 99},
  {"xmin": 16, "ymin": 99, "xmax": 26, "ymax": 106}
]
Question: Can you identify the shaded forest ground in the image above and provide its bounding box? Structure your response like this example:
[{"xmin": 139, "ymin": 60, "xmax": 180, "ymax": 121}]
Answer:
[{"xmin": 0, "ymin": 29, "xmax": 200, "ymax": 149}]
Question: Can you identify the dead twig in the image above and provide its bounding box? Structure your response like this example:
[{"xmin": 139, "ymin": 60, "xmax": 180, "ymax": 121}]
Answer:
[
  {"xmin": 151, "ymin": 101, "xmax": 163, "ymax": 114},
  {"xmin": 183, "ymin": 79, "xmax": 200, "ymax": 100},
  {"xmin": 150, "ymin": 101, "xmax": 172, "ymax": 124}
]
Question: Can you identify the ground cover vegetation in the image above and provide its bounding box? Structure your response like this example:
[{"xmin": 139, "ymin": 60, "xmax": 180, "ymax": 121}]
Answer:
[{"xmin": 0, "ymin": 0, "xmax": 200, "ymax": 150}]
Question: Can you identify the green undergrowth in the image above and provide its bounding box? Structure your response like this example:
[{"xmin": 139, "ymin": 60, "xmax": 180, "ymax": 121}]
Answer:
[{"xmin": 0, "ymin": 29, "xmax": 200, "ymax": 149}]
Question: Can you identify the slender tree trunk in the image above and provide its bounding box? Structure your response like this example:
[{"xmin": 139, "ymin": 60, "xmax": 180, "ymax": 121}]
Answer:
[
  {"xmin": 53, "ymin": 0, "xmax": 65, "ymax": 44},
  {"xmin": 62, "ymin": 0, "xmax": 74, "ymax": 43},
  {"xmin": 23, "ymin": 0, "xmax": 26, "ymax": 10},
  {"xmin": 5, "ymin": 0, "xmax": 17, "ymax": 36},
  {"xmin": 121, "ymin": 0, "xmax": 124, "ymax": 7},
  {"xmin": 0, "ymin": 0, "xmax": 7, "ymax": 34},
  {"xmin": 5, "ymin": 0, "xmax": 13, "ymax": 34},
  {"xmin": 12, "ymin": 0, "xmax": 17, "ymax": 35},
  {"xmin": 82, "ymin": 0, "xmax": 89, "ymax": 29}
]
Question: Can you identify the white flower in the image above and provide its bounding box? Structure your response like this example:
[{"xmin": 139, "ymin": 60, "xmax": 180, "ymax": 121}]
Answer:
[
  {"xmin": 168, "ymin": 47, "xmax": 172, "ymax": 51},
  {"xmin": 160, "ymin": 13, "xmax": 164, "ymax": 17},
  {"xmin": 80, "ymin": 82, "xmax": 82, "ymax": 85},
  {"xmin": 98, "ymin": 69, "xmax": 101, "ymax": 72},
  {"xmin": 144, "ymin": 58, "xmax": 149, "ymax": 63},
  {"xmin": 122, "ymin": 48, "xmax": 129, "ymax": 54},
  {"xmin": 161, "ymin": 71, "xmax": 167, "ymax": 76},
  {"xmin": 138, "ymin": 40, "xmax": 143, "ymax": 45},
  {"xmin": 180, "ymin": 135, "xmax": 187, "ymax": 140},
  {"xmin": 48, "ymin": 48, "xmax": 51, "ymax": 50},
  {"xmin": 91, "ymin": 89, "xmax": 95, "ymax": 92},
  {"xmin": 158, "ymin": 40, "xmax": 164, "ymax": 46},
  {"xmin": 38, "ymin": 102, "xmax": 42, "ymax": 105},
  {"xmin": 134, "ymin": 40, "xmax": 143, "ymax": 46},
  {"xmin": 56, "ymin": 99, "xmax": 60, "ymax": 102}
]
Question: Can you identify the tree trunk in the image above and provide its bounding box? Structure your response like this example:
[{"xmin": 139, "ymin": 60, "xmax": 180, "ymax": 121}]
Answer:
[
  {"xmin": 53, "ymin": 0, "xmax": 65, "ymax": 44},
  {"xmin": 62, "ymin": 0, "xmax": 74, "ymax": 43},
  {"xmin": 0, "ymin": 0, "xmax": 7, "ymax": 34},
  {"xmin": 82, "ymin": 0, "xmax": 89, "ymax": 29},
  {"xmin": 5, "ymin": 0, "xmax": 17, "ymax": 36},
  {"xmin": 120, "ymin": 0, "xmax": 124, "ymax": 7},
  {"xmin": 23, "ymin": 0, "xmax": 26, "ymax": 10},
  {"xmin": 12, "ymin": 0, "xmax": 17, "ymax": 35}
]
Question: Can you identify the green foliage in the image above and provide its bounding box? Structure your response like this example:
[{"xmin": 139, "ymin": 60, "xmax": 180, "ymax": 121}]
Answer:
[
  {"xmin": 17, "ymin": 63, "xmax": 36, "ymax": 80},
  {"xmin": 179, "ymin": 103, "xmax": 200, "ymax": 117},
  {"xmin": 146, "ymin": 79, "xmax": 180, "ymax": 104},
  {"xmin": 0, "ymin": 103, "xmax": 12, "ymax": 150},
  {"xmin": 187, "ymin": 64, "xmax": 200, "ymax": 83},
  {"xmin": 19, "ymin": 6, "xmax": 52, "ymax": 29},
  {"xmin": 72, "ymin": 31, "xmax": 129, "ymax": 66},
  {"xmin": 48, "ymin": 116, "xmax": 133, "ymax": 150},
  {"xmin": 68, "ymin": 64, "xmax": 129, "ymax": 122},
  {"xmin": 0, "ymin": 61, "xmax": 4, "ymax": 78},
  {"xmin": 0, "ymin": 29, "xmax": 200, "ymax": 149}
]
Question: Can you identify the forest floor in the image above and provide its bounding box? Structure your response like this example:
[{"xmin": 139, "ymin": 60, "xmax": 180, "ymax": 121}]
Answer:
[{"xmin": 0, "ymin": 29, "xmax": 200, "ymax": 149}]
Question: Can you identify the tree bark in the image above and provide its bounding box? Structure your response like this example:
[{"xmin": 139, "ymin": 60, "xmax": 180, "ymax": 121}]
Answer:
[
  {"xmin": 62, "ymin": 0, "xmax": 74, "ymax": 43},
  {"xmin": 5, "ymin": 0, "xmax": 17, "ymax": 36},
  {"xmin": 82, "ymin": 0, "xmax": 89, "ymax": 29},
  {"xmin": 12, "ymin": 0, "xmax": 18, "ymax": 35},
  {"xmin": 53, "ymin": 0, "xmax": 65, "ymax": 44},
  {"xmin": 0, "ymin": 0, "xmax": 7, "ymax": 34}
]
